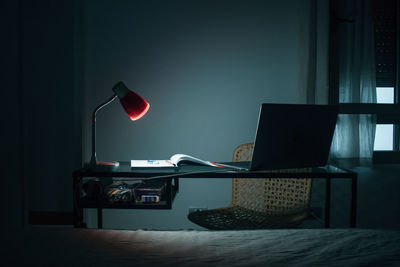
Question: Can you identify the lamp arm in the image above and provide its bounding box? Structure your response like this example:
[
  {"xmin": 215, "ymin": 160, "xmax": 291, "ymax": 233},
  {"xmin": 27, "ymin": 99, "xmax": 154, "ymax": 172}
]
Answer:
[{"xmin": 90, "ymin": 93, "xmax": 118, "ymax": 166}]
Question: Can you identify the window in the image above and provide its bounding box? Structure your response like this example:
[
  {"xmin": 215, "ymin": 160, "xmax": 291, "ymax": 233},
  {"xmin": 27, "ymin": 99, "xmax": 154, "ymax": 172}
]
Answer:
[
  {"xmin": 374, "ymin": 124, "xmax": 393, "ymax": 150},
  {"xmin": 376, "ymin": 87, "xmax": 394, "ymax": 104},
  {"xmin": 372, "ymin": 0, "xmax": 399, "ymax": 158},
  {"xmin": 374, "ymin": 87, "xmax": 394, "ymax": 151}
]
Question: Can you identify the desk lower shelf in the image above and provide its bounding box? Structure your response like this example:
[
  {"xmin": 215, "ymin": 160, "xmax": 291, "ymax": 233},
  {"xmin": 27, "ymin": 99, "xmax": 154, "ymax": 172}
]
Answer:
[{"xmin": 74, "ymin": 176, "xmax": 179, "ymax": 228}]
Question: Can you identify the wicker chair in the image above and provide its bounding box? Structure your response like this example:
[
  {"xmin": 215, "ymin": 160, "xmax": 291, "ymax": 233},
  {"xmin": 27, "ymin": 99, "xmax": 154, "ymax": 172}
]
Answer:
[{"xmin": 187, "ymin": 143, "xmax": 313, "ymax": 230}]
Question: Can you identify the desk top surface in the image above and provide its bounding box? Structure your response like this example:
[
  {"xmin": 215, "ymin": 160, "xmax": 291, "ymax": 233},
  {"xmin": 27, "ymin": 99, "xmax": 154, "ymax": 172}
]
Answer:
[{"xmin": 73, "ymin": 161, "xmax": 357, "ymax": 179}]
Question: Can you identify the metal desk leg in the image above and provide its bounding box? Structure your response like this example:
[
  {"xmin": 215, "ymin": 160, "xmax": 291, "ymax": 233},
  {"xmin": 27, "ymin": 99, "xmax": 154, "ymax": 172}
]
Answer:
[
  {"xmin": 166, "ymin": 178, "xmax": 172, "ymax": 209},
  {"xmin": 350, "ymin": 175, "xmax": 358, "ymax": 228},
  {"xmin": 325, "ymin": 178, "xmax": 331, "ymax": 228},
  {"xmin": 73, "ymin": 174, "xmax": 86, "ymax": 228},
  {"xmin": 73, "ymin": 174, "xmax": 79, "ymax": 227}
]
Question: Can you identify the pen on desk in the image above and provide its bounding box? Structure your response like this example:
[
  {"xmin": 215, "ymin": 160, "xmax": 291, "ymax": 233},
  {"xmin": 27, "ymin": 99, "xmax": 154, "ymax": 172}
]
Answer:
[{"xmin": 215, "ymin": 162, "xmax": 248, "ymax": 171}]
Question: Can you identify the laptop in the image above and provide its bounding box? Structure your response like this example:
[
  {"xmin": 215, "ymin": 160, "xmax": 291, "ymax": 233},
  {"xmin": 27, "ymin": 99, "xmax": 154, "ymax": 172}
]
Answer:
[{"xmin": 225, "ymin": 104, "xmax": 338, "ymax": 171}]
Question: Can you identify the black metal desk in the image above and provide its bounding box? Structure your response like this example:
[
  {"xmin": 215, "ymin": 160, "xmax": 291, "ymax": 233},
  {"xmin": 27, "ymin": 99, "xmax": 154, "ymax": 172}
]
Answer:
[{"xmin": 73, "ymin": 163, "xmax": 357, "ymax": 229}]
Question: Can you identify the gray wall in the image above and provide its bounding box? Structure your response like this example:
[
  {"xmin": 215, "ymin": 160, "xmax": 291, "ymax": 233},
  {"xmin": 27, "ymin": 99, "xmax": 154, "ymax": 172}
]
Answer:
[{"xmin": 82, "ymin": 0, "xmax": 328, "ymax": 229}]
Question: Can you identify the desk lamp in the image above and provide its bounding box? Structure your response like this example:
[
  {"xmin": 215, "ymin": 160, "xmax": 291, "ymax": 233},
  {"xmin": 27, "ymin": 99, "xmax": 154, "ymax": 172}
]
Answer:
[{"xmin": 90, "ymin": 81, "xmax": 149, "ymax": 169}]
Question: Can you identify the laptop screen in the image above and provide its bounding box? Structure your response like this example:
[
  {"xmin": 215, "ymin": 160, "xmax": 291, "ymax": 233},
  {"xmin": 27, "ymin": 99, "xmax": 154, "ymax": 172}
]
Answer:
[{"xmin": 249, "ymin": 104, "xmax": 338, "ymax": 171}]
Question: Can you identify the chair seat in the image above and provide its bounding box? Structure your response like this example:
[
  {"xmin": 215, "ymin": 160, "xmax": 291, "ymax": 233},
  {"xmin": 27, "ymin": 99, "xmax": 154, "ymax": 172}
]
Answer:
[
  {"xmin": 187, "ymin": 205, "xmax": 309, "ymax": 230},
  {"xmin": 187, "ymin": 143, "xmax": 312, "ymax": 230}
]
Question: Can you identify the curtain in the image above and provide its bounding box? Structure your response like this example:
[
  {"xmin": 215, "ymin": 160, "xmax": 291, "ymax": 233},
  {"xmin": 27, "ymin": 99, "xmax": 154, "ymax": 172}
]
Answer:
[{"xmin": 330, "ymin": 0, "xmax": 377, "ymax": 160}]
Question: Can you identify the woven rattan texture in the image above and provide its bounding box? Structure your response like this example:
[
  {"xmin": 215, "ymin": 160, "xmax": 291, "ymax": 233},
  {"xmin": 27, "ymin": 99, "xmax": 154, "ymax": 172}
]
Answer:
[
  {"xmin": 232, "ymin": 143, "xmax": 312, "ymax": 214},
  {"xmin": 187, "ymin": 206, "xmax": 309, "ymax": 230},
  {"xmin": 187, "ymin": 143, "xmax": 312, "ymax": 230}
]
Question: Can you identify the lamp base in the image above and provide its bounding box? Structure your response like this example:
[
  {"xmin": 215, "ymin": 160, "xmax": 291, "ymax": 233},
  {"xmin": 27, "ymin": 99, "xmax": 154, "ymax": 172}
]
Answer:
[{"xmin": 90, "ymin": 160, "xmax": 120, "ymax": 171}]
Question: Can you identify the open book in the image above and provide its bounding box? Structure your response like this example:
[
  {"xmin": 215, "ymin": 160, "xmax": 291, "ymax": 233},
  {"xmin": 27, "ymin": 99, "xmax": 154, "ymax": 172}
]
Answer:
[{"xmin": 131, "ymin": 154, "xmax": 224, "ymax": 168}]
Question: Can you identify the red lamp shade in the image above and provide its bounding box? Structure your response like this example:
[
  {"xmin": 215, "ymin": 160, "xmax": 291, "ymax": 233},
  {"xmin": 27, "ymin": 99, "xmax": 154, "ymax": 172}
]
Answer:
[{"xmin": 112, "ymin": 81, "xmax": 150, "ymax": 121}]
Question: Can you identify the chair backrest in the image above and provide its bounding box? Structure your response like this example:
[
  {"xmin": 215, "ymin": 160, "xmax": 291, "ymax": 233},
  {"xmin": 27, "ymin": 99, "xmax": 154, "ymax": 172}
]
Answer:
[{"xmin": 232, "ymin": 143, "xmax": 313, "ymax": 215}]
